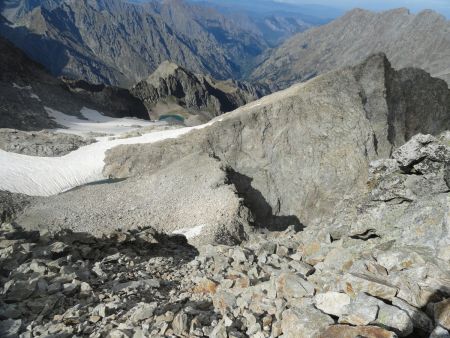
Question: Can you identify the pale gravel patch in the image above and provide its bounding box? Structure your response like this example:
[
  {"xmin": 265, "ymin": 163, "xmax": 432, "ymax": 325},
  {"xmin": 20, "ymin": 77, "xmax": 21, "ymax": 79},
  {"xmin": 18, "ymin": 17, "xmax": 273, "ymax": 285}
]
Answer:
[{"xmin": 172, "ymin": 225, "xmax": 206, "ymax": 239}]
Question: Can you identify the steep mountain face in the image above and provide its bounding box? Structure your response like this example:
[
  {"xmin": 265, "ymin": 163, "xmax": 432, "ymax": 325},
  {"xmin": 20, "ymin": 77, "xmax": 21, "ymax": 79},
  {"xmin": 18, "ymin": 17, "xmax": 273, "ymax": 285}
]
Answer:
[
  {"xmin": 252, "ymin": 8, "xmax": 450, "ymax": 89},
  {"xmin": 0, "ymin": 36, "xmax": 148, "ymax": 131},
  {"xmin": 131, "ymin": 61, "xmax": 271, "ymax": 125},
  {"xmin": 0, "ymin": 0, "xmax": 273, "ymax": 86},
  {"xmin": 255, "ymin": 15, "xmax": 312, "ymax": 46},
  {"xmin": 102, "ymin": 54, "xmax": 450, "ymax": 232}
]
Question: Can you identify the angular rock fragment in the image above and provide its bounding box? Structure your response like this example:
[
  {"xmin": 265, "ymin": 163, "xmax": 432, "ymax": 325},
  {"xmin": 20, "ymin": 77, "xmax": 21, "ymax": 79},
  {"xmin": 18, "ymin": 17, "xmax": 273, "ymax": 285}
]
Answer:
[
  {"xmin": 342, "ymin": 273, "xmax": 398, "ymax": 301},
  {"xmin": 392, "ymin": 297, "xmax": 433, "ymax": 332},
  {"xmin": 319, "ymin": 324, "xmax": 398, "ymax": 338},
  {"xmin": 0, "ymin": 319, "xmax": 22, "ymax": 338},
  {"xmin": 435, "ymin": 299, "xmax": 450, "ymax": 331},
  {"xmin": 430, "ymin": 326, "xmax": 450, "ymax": 338},
  {"xmin": 315, "ymin": 292, "xmax": 351, "ymax": 317},
  {"xmin": 276, "ymin": 273, "xmax": 315, "ymax": 300},
  {"xmin": 281, "ymin": 305, "xmax": 334, "ymax": 338}
]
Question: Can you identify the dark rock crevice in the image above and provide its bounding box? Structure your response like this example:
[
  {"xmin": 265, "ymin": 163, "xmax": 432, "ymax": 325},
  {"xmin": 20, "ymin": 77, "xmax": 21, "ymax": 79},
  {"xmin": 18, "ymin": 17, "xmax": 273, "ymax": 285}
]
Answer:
[{"xmin": 225, "ymin": 167, "xmax": 304, "ymax": 232}]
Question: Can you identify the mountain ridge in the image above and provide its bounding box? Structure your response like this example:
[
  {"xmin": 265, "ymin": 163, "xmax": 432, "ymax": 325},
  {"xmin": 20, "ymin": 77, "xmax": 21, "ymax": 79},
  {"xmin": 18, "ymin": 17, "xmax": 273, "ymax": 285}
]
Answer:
[{"xmin": 252, "ymin": 7, "xmax": 450, "ymax": 89}]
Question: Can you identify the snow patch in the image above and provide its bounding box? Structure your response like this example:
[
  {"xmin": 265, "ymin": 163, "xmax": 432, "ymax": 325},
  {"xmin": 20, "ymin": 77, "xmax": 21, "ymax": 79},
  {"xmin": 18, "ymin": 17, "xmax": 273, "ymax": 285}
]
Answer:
[
  {"xmin": 12, "ymin": 82, "xmax": 32, "ymax": 90},
  {"xmin": 172, "ymin": 225, "xmax": 205, "ymax": 239},
  {"xmin": 0, "ymin": 109, "xmax": 221, "ymax": 197},
  {"xmin": 30, "ymin": 93, "xmax": 41, "ymax": 101},
  {"xmin": 46, "ymin": 107, "xmax": 158, "ymax": 138}
]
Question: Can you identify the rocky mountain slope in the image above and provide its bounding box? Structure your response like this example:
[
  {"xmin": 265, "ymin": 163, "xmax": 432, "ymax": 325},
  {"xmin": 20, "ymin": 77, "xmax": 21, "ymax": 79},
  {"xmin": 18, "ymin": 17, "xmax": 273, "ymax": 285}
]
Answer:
[
  {"xmin": 13, "ymin": 54, "xmax": 450, "ymax": 249},
  {"xmin": 252, "ymin": 8, "xmax": 450, "ymax": 89},
  {"xmin": 2, "ymin": 130, "xmax": 450, "ymax": 337},
  {"xmin": 131, "ymin": 61, "xmax": 270, "ymax": 125},
  {"xmin": 101, "ymin": 54, "xmax": 450, "ymax": 233},
  {"xmin": 0, "ymin": 0, "xmax": 278, "ymax": 86},
  {"xmin": 0, "ymin": 35, "xmax": 148, "ymax": 131}
]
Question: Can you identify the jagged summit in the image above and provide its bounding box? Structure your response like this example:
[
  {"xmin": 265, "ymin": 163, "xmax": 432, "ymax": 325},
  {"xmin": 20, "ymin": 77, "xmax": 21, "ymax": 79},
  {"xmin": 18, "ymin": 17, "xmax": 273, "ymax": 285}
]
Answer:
[
  {"xmin": 145, "ymin": 61, "xmax": 181, "ymax": 87},
  {"xmin": 132, "ymin": 60, "xmax": 270, "ymax": 125}
]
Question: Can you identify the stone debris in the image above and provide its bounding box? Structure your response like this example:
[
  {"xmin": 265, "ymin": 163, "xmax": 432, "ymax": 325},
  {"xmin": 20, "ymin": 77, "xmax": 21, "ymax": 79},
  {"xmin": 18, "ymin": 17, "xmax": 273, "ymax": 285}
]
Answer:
[
  {"xmin": 1, "ymin": 219, "xmax": 449, "ymax": 337},
  {"xmin": 1, "ymin": 134, "xmax": 450, "ymax": 337}
]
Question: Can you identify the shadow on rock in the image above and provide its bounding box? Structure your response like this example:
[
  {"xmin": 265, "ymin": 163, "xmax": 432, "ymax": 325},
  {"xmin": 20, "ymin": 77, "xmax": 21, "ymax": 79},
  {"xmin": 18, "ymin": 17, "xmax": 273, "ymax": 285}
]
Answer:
[{"xmin": 226, "ymin": 168, "xmax": 305, "ymax": 232}]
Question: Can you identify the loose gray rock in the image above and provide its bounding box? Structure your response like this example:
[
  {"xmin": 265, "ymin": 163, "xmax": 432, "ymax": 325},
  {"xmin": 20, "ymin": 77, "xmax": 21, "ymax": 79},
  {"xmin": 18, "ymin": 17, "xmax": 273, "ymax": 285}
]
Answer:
[
  {"xmin": 315, "ymin": 292, "xmax": 351, "ymax": 317},
  {"xmin": 0, "ymin": 129, "xmax": 95, "ymax": 157}
]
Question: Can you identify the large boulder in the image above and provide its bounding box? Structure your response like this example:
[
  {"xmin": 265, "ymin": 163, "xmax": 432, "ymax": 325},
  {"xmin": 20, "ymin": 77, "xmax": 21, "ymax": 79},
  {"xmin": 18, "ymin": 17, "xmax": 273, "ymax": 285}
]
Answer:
[{"xmin": 330, "ymin": 133, "xmax": 450, "ymax": 259}]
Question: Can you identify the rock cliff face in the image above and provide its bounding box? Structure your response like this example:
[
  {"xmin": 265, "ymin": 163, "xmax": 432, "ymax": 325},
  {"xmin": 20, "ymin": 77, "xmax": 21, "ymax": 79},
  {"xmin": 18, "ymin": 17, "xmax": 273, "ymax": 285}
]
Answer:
[
  {"xmin": 61, "ymin": 79, "xmax": 149, "ymax": 120},
  {"xmin": 252, "ymin": 8, "xmax": 450, "ymax": 89},
  {"xmin": 0, "ymin": 36, "xmax": 148, "ymax": 131},
  {"xmin": 0, "ymin": 0, "xmax": 272, "ymax": 86},
  {"xmin": 131, "ymin": 61, "xmax": 270, "ymax": 124},
  {"xmin": 104, "ymin": 54, "xmax": 450, "ymax": 228}
]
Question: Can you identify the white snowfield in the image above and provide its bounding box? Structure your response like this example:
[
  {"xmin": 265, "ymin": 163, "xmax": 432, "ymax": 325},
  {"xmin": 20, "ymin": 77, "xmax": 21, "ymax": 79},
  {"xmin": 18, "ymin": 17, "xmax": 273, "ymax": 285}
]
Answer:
[
  {"xmin": 45, "ymin": 107, "xmax": 160, "ymax": 138},
  {"xmin": 0, "ymin": 108, "xmax": 221, "ymax": 196}
]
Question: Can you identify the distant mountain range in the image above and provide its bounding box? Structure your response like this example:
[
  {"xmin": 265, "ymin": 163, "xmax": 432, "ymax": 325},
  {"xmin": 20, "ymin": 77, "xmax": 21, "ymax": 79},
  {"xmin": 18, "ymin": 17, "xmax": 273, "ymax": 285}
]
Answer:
[
  {"xmin": 188, "ymin": 0, "xmax": 342, "ymax": 45},
  {"xmin": 0, "ymin": 32, "xmax": 269, "ymax": 130},
  {"xmin": 2, "ymin": 2, "xmax": 450, "ymax": 93},
  {"xmin": 252, "ymin": 8, "xmax": 450, "ymax": 89},
  {"xmin": 0, "ymin": 0, "xmax": 324, "ymax": 87},
  {"xmin": 189, "ymin": 0, "xmax": 343, "ymax": 21}
]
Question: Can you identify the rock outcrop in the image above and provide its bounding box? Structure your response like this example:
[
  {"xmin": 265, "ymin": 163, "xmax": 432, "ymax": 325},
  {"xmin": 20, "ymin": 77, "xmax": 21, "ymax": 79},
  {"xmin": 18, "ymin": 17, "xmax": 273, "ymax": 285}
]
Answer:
[
  {"xmin": 61, "ymin": 78, "xmax": 149, "ymax": 120},
  {"xmin": 329, "ymin": 133, "xmax": 450, "ymax": 260},
  {"xmin": 0, "ymin": 129, "xmax": 95, "ymax": 157},
  {"xmin": 105, "ymin": 54, "xmax": 450, "ymax": 228},
  {"xmin": 252, "ymin": 8, "xmax": 450, "ymax": 89},
  {"xmin": 131, "ymin": 61, "xmax": 270, "ymax": 125}
]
